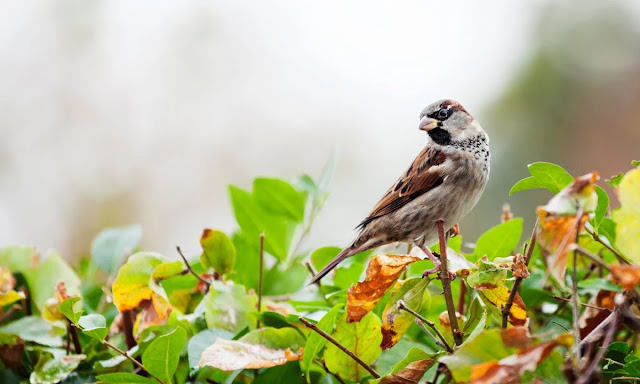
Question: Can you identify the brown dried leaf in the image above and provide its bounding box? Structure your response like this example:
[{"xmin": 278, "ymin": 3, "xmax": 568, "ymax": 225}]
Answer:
[
  {"xmin": 199, "ymin": 338, "xmax": 302, "ymax": 370},
  {"xmin": 611, "ymin": 265, "xmax": 640, "ymax": 291},
  {"xmin": 347, "ymin": 254, "xmax": 421, "ymax": 322},
  {"xmin": 379, "ymin": 359, "xmax": 435, "ymax": 384},
  {"xmin": 0, "ymin": 267, "xmax": 16, "ymax": 294},
  {"xmin": 136, "ymin": 294, "xmax": 172, "ymax": 336},
  {"xmin": 470, "ymin": 339, "xmax": 565, "ymax": 384},
  {"xmin": 536, "ymin": 172, "xmax": 598, "ymax": 281},
  {"xmin": 511, "ymin": 254, "xmax": 529, "ymax": 279},
  {"xmin": 578, "ymin": 290, "xmax": 615, "ymax": 339}
]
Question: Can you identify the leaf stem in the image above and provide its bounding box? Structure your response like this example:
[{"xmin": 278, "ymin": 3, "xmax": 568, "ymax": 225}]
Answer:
[
  {"xmin": 298, "ymin": 317, "xmax": 380, "ymax": 379},
  {"xmin": 572, "ymin": 207, "xmax": 584, "ymax": 365},
  {"xmin": 397, "ymin": 300, "xmax": 453, "ymax": 353},
  {"xmin": 437, "ymin": 219, "xmax": 463, "ymax": 346},
  {"xmin": 502, "ymin": 219, "xmax": 537, "ymax": 328},
  {"xmin": 585, "ymin": 227, "xmax": 629, "ymax": 265},
  {"xmin": 67, "ymin": 320, "xmax": 82, "ymax": 354},
  {"xmin": 176, "ymin": 246, "xmax": 211, "ymax": 290}
]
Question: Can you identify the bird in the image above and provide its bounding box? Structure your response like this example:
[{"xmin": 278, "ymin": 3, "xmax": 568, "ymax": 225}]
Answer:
[{"xmin": 309, "ymin": 99, "xmax": 490, "ymax": 285}]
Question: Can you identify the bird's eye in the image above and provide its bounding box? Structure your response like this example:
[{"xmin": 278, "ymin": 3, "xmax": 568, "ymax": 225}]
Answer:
[{"xmin": 437, "ymin": 108, "xmax": 450, "ymax": 119}]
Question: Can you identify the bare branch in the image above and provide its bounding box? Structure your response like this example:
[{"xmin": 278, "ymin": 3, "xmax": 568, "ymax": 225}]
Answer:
[
  {"xmin": 502, "ymin": 219, "xmax": 538, "ymax": 328},
  {"xmin": 176, "ymin": 246, "xmax": 211, "ymax": 289},
  {"xmin": 397, "ymin": 300, "xmax": 453, "ymax": 353},
  {"xmin": 298, "ymin": 317, "xmax": 380, "ymax": 379}
]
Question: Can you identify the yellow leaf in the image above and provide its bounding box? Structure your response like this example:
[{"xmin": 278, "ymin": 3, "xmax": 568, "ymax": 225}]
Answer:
[
  {"xmin": 347, "ymin": 254, "xmax": 421, "ymax": 322},
  {"xmin": 615, "ymin": 168, "xmax": 640, "ymax": 262},
  {"xmin": 112, "ymin": 252, "xmax": 167, "ymax": 311},
  {"xmin": 0, "ymin": 290, "xmax": 25, "ymax": 306}
]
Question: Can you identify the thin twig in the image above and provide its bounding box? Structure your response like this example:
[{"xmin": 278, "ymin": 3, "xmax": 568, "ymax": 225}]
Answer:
[
  {"xmin": 585, "ymin": 227, "xmax": 629, "ymax": 265},
  {"xmin": 102, "ymin": 338, "xmax": 166, "ymax": 384},
  {"xmin": 502, "ymin": 219, "xmax": 538, "ymax": 328},
  {"xmin": 437, "ymin": 219, "xmax": 463, "ymax": 346},
  {"xmin": 573, "ymin": 246, "xmax": 612, "ymax": 273},
  {"xmin": 257, "ymin": 234, "xmax": 264, "ymax": 328},
  {"xmin": 67, "ymin": 320, "xmax": 82, "ymax": 354},
  {"xmin": 578, "ymin": 310, "xmax": 616, "ymax": 350},
  {"xmin": 176, "ymin": 246, "xmax": 211, "ymax": 289},
  {"xmin": 299, "ymin": 317, "xmax": 380, "ymax": 378},
  {"xmin": 550, "ymin": 321, "xmax": 570, "ymax": 332},
  {"xmin": 572, "ymin": 207, "xmax": 584, "ymax": 365},
  {"xmin": 397, "ymin": 300, "xmax": 453, "ymax": 353},
  {"xmin": 550, "ymin": 295, "xmax": 612, "ymax": 313},
  {"xmin": 577, "ymin": 308, "xmax": 619, "ymax": 384},
  {"xmin": 122, "ymin": 309, "xmax": 137, "ymax": 350},
  {"xmin": 317, "ymin": 359, "xmax": 346, "ymax": 384}
]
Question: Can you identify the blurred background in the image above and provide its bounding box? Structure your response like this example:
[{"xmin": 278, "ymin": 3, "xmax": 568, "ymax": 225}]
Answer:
[{"xmin": 1, "ymin": 0, "xmax": 639, "ymax": 261}]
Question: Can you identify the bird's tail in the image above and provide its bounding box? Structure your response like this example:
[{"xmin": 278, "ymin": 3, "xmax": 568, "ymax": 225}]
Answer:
[{"xmin": 308, "ymin": 245, "xmax": 359, "ymax": 286}]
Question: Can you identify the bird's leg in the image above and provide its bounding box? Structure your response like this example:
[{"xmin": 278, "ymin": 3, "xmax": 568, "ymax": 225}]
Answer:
[{"xmin": 415, "ymin": 239, "xmax": 441, "ymax": 278}]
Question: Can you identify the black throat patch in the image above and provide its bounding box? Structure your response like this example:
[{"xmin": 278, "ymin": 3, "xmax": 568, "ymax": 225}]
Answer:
[{"xmin": 427, "ymin": 127, "xmax": 452, "ymax": 146}]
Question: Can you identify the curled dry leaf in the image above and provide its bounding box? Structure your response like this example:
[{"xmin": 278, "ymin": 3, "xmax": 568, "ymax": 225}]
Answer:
[
  {"xmin": 0, "ymin": 266, "xmax": 24, "ymax": 307},
  {"xmin": 347, "ymin": 254, "xmax": 421, "ymax": 322},
  {"xmin": 136, "ymin": 294, "xmax": 172, "ymax": 335},
  {"xmin": 536, "ymin": 172, "xmax": 598, "ymax": 281},
  {"xmin": 511, "ymin": 254, "xmax": 529, "ymax": 279},
  {"xmin": 611, "ymin": 265, "xmax": 640, "ymax": 291}
]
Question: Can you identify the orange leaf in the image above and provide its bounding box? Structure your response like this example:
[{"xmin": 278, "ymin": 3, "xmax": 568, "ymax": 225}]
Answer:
[
  {"xmin": 136, "ymin": 294, "xmax": 172, "ymax": 336},
  {"xmin": 536, "ymin": 172, "xmax": 598, "ymax": 281},
  {"xmin": 611, "ymin": 265, "xmax": 640, "ymax": 291},
  {"xmin": 347, "ymin": 254, "xmax": 421, "ymax": 323},
  {"xmin": 378, "ymin": 359, "xmax": 436, "ymax": 384}
]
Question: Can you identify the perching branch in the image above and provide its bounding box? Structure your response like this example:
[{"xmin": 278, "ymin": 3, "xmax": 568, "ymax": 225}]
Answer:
[
  {"xmin": 437, "ymin": 218, "xmax": 463, "ymax": 346},
  {"xmin": 397, "ymin": 300, "xmax": 453, "ymax": 353},
  {"xmin": 299, "ymin": 317, "xmax": 380, "ymax": 379},
  {"xmin": 502, "ymin": 219, "xmax": 538, "ymax": 328},
  {"xmin": 176, "ymin": 246, "xmax": 211, "ymax": 290}
]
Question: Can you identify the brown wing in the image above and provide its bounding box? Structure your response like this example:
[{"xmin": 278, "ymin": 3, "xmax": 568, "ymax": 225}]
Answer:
[{"xmin": 356, "ymin": 146, "xmax": 446, "ymax": 229}]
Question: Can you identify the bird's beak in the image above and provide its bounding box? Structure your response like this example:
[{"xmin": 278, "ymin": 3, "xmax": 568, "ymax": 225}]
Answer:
[{"xmin": 419, "ymin": 116, "xmax": 440, "ymax": 131}]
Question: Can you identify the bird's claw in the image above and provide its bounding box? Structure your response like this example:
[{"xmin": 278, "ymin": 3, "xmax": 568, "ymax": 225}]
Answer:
[
  {"xmin": 422, "ymin": 263, "xmax": 456, "ymax": 281},
  {"xmin": 448, "ymin": 223, "xmax": 460, "ymax": 238}
]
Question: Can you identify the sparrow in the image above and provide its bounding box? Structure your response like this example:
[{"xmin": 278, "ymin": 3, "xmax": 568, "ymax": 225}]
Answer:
[{"xmin": 309, "ymin": 99, "xmax": 490, "ymax": 285}]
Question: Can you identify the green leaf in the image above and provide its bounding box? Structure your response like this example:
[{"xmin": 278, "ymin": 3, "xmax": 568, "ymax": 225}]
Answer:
[
  {"xmin": 253, "ymin": 178, "xmax": 306, "ymax": 223},
  {"xmin": 205, "ymin": 281, "xmax": 258, "ymax": 333},
  {"xmin": 188, "ymin": 329, "xmax": 234, "ymax": 368},
  {"xmin": 310, "ymin": 247, "xmax": 341, "ymax": 272},
  {"xmin": 633, "ymin": 160, "xmax": 640, "ymax": 167},
  {"xmin": 262, "ymin": 262, "xmax": 308, "ymax": 296},
  {"xmin": 32, "ymin": 252, "xmax": 82, "ymax": 313},
  {"xmin": 301, "ymin": 305, "xmax": 342, "ymax": 382},
  {"xmin": 239, "ymin": 327, "xmax": 305, "ymax": 350},
  {"xmin": 0, "ymin": 316, "xmax": 63, "ymax": 347},
  {"xmin": 371, "ymin": 347, "xmax": 438, "ymax": 384},
  {"xmin": 606, "ymin": 172, "xmax": 625, "ymax": 188},
  {"xmin": 510, "ymin": 162, "xmax": 574, "ymax": 195},
  {"xmin": 592, "ymin": 186, "xmax": 609, "ymax": 233},
  {"xmin": 473, "ymin": 218, "xmax": 523, "ymax": 261},
  {"xmin": 142, "ymin": 327, "xmax": 187, "ymax": 384},
  {"xmin": 333, "ymin": 262, "xmax": 365, "ymax": 290},
  {"xmin": 58, "ymin": 297, "xmax": 83, "ymax": 324},
  {"xmin": 91, "ymin": 225, "xmax": 142, "ymax": 275},
  {"xmin": 254, "ymin": 362, "xmax": 302, "ymax": 384},
  {"xmin": 96, "ymin": 373, "xmax": 156, "ymax": 384},
  {"xmin": 324, "ymin": 312, "xmax": 382, "ymax": 382},
  {"xmin": 30, "ymin": 351, "xmax": 85, "ymax": 384},
  {"xmin": 228, "ymin": 185, "xmax": 292, "ymax": 261},
  {"xmin": 577, "ymin": 278, "xmax": 622, "ymax": 293},
  {"xmin": 78, "ymin": 314, "xmax": 108, "ymax": 341},
  {"xmin": 200, "ymin": 229, "xmax": 236, "ymax": 275}
]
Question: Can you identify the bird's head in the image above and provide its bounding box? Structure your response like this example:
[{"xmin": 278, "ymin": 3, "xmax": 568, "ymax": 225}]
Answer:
[{"xmin": 418, "ymin": 99, "xmax": 486, "ymax": 146}]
